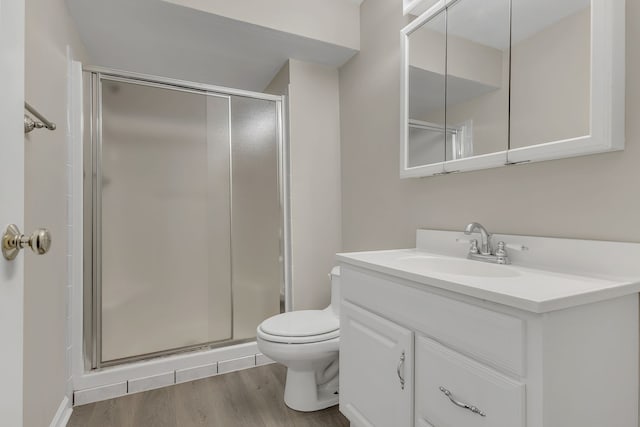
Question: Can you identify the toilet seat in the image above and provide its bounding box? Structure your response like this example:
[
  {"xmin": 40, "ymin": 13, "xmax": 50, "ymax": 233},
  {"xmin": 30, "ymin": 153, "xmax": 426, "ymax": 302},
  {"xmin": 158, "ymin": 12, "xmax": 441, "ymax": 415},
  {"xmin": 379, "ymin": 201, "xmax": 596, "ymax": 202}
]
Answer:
[
  {"xmin": 258, "ymin": 310, "xmax": 339, "ymax": 344},
  {"xmin": 257, "ymin": 328, "xmax": 339, "ymax": 344}
]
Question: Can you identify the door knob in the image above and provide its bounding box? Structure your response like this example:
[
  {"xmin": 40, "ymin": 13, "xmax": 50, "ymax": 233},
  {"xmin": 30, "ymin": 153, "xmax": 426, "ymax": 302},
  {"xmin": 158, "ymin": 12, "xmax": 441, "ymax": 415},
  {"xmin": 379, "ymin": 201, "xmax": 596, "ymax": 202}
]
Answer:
[{"xmin": 2, "ymin": 224, "xmax": 52, "ymax": 260}]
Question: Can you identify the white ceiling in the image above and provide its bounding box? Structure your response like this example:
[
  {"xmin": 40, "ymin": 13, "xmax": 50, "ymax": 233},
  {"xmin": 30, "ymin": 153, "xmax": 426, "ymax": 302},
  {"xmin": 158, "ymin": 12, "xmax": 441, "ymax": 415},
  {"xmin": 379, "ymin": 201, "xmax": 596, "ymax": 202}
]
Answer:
[
  {"xmin": 428, "ymin": 0, "xmax": 590, "ymax": 50},
  {"xmin": 66, "ymin": 0, "xmax": 358, "ymax": 92}
]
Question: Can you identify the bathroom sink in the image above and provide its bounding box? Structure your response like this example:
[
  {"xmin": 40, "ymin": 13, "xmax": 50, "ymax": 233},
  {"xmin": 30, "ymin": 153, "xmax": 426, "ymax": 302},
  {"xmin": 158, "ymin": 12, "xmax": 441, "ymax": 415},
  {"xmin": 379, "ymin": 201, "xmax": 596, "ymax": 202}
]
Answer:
[
  {"xmin": 337, "ymin": 229, "xmax": 640, "ymax": 313},
  {"xmin": 395, "ymin": 255, "xmax": 521, "ymax": 278}
]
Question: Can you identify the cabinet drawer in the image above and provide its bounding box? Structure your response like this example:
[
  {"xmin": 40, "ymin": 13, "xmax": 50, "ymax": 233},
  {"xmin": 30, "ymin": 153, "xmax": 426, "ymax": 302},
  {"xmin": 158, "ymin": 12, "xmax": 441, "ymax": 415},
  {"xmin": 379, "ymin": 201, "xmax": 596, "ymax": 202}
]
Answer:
[
  {"xmin": 341, "ymin": 267, "xmax": 525, "ymax": 376},
  {"xmin": 415, "ymin": 336, "xmax": 525, "ymax": 427}
]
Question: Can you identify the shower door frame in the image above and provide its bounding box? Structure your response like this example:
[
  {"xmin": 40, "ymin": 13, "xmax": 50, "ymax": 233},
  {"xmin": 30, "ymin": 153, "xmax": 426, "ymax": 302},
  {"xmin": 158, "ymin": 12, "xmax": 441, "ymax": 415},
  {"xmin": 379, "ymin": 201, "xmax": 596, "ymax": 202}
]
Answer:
[{"xmin": 83, "ymin": 66, "xmax": 291, "ymax": 370}]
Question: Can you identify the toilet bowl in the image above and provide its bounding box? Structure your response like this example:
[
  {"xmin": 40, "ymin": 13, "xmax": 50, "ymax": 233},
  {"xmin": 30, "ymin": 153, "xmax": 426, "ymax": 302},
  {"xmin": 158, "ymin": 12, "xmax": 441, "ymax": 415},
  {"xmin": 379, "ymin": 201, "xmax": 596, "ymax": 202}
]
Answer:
[{"xmin": 256, "ymin": 267, "xmax": 341, "ymax": 412}]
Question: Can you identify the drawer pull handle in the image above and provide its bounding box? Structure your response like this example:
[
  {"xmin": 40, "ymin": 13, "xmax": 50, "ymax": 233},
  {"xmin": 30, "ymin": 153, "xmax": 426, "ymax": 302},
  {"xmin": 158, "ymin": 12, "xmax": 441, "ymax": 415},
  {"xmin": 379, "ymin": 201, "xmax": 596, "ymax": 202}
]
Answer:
[
  {"xmin": 439, "ymin": 386, "xmax": 486, "ymax": 417},
  {"xmin": 396, "ymin": 351, "xmax": 406, "ymax": 390}
]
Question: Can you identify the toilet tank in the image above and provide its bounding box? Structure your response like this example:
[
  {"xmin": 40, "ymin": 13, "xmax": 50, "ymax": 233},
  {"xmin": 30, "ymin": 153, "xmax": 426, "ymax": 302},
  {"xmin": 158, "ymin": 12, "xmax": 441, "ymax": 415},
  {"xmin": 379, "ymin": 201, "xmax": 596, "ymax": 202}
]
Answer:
[{"xmin": 329, "ymin": 266, "xmax": 341, "ymax": 316}]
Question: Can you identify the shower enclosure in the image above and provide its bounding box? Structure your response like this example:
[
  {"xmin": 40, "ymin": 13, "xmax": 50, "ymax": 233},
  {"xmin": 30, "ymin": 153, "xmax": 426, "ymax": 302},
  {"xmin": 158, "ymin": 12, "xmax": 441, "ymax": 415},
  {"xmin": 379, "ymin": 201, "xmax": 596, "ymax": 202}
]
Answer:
[{"xmin": 82, "ymin": 68, "xmax": 289, "ymax": 369}]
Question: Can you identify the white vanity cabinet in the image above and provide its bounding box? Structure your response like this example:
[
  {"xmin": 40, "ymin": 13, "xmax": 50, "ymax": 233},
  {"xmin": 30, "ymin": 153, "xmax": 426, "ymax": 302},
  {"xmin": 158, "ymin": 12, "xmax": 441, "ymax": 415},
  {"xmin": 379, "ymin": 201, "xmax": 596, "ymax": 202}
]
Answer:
[
  {"xmin": 340, "ymin": 301, "xmax": 413, "ymax": 427},
  {"xmin": 338, "ymin": 264, "xmax": 639, "ymax": 427}
]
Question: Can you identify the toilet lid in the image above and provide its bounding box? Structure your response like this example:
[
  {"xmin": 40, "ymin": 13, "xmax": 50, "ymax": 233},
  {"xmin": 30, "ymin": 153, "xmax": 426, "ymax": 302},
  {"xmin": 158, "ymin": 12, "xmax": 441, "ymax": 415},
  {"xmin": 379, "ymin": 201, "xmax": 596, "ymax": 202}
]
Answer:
[{"xmin": 259, "ymin": 310, "xmax": 339, "ymax": 338}]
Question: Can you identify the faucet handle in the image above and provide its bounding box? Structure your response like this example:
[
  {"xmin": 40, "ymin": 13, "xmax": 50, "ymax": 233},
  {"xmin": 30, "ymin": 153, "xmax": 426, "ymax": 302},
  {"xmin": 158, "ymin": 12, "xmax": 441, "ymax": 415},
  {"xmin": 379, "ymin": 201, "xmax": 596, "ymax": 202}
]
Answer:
[
  {"xmin": 495, "ymin": 241, "xmax": 510, "ymax": 265},
  {"xmin": 456, "ymin": 237, "xmax": 479, "ymax": 254}
]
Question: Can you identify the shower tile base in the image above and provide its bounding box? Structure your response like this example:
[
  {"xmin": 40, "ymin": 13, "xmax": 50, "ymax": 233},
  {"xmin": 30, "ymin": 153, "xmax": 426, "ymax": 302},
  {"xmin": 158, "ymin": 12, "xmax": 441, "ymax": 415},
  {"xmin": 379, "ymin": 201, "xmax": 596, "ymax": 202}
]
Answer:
[
  {"xmin": 73, "ymin": 346, "xmax": 266, "ymax": 406},
  {"xmin": 218, "ymin": 355, "xmax": 255, "ymax": 374},
  {"xmin": 175, "ymin": 362, "xmax": 219, "ymax": 384},
  {"xmin": 255, "ymin": 353, "xmax": 275, "ymax": 366},
  {"xmin": 128, "ymin": 372, "xmax": 175, "ymax": 394},
  {"xmin": 74, "ymin": 382, "xmax": 127, "ymax": 406}
]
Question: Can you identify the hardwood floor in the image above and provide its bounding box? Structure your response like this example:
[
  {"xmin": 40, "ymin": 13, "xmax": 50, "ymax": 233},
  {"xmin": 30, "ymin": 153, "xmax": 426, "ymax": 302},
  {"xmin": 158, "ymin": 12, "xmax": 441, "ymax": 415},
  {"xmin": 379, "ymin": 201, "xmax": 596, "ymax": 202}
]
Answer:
[{"xmin": 68, "ymin": 364, "xmax": 349, "ymax": 427}]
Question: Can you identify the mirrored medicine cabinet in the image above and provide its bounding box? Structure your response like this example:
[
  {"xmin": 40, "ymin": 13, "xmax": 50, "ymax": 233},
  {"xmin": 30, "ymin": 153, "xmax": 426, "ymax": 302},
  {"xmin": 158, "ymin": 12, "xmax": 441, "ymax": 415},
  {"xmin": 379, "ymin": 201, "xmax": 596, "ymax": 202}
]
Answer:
[{"xmin": 400, "ymin": 0, "xmax": 625, "ymax": 178}]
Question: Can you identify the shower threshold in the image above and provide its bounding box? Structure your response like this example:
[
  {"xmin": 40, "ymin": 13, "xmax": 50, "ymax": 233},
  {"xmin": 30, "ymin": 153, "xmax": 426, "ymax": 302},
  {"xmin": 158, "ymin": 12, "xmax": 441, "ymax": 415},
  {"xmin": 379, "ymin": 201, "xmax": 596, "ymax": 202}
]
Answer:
[
  {"xmin": 98, "ymin": 337, "xmax": 257, "ymax": 369},
  {"xmin": 73, "ymin": 340, "xmax": 273, "ymax": 406}
]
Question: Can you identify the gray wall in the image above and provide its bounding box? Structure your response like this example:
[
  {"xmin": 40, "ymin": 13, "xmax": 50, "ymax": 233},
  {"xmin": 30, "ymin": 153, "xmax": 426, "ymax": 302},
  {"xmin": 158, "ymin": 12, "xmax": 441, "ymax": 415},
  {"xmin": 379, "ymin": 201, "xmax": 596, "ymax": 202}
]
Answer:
[
  {"xmin": 24, "ymin": 0, "xmax": 88, "ymax": 425},
  {"xmin": 340, "ymin": 0, "xmax": 639, "ymax": 251},
  {"xmin": 266, "ymin": 59, "xmax": 342, "ymax": 310}
]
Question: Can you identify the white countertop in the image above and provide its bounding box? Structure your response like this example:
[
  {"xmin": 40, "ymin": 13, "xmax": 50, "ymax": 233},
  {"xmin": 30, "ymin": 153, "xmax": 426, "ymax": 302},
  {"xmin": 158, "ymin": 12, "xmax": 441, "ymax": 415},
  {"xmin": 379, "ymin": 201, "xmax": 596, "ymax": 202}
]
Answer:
[{"xmin": 336, "ymin": 248, "xmax": 640, "ymax": 313}]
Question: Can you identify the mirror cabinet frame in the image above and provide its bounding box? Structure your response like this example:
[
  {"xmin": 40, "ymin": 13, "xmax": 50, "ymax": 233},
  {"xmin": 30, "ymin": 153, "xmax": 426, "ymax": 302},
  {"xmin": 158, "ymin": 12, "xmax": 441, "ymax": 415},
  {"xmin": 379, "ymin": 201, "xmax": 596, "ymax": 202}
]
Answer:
[{"xmin": 400, "ymin": 0, "xmax": 625, "ymax": 179}]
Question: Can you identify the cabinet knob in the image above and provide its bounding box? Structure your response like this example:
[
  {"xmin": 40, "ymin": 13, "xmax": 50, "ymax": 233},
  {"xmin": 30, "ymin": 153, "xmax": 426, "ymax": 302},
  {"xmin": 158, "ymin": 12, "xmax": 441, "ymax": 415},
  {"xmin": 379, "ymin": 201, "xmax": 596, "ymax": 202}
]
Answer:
[{"xmin": 2, "ymin": 224, "xmax": 52, "ymax": 260}]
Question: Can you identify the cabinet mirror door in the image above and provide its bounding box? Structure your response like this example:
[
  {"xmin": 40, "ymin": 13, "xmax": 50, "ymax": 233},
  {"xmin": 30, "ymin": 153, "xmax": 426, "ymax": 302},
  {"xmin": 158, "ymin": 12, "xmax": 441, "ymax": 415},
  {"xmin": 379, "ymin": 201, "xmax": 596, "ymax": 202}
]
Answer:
[
  {"xmin": 510, "ymin": 0, "xmax": 590, "ymax": 156},
  {"xmin": 402, "ymin": 9, "xmax": 448, "ymax": 177},
  {"xmin": 401, "ymin": 0, "xmax": 511, "ymax": 177},
  {"xmin": 508, "ymin": 0, "xmax": 624, "ymax": 164},
  {"xmin": 443, "ymin": 0, "xmax": 511, "ymax": 172},
  {"xmin": 401, "ymin": 0, "xmax": 624, "ymax": 178}
]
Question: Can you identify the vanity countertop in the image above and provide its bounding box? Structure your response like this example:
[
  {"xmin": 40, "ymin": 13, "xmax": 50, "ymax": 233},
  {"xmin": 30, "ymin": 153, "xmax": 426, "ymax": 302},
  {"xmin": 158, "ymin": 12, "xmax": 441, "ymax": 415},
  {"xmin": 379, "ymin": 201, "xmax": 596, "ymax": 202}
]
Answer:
[{"xmin": 336, "ymin": 246, "xmax": 640, "ymax": 314}]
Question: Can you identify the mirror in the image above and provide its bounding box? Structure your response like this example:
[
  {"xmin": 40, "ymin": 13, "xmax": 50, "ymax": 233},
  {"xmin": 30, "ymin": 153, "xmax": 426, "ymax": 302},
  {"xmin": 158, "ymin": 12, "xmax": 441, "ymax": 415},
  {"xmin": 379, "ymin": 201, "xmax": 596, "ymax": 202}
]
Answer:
[
  {"xmin": 510, "ymin": 0, "xmax": 591, "ymax": 149},
  {"xmin": 444, "ymin": 0, "xmax": 510, "ymax": 162},
  {"xmin": 407, "ymin": 10, "xmax": 447, "ymax": 170},
  {"xmin": 401, "ymin": 0, "xmax": 625, "ymax": 178},
  {"xmin": 403, "ymin": 0, "xmax": 511, "ymax": 175}
]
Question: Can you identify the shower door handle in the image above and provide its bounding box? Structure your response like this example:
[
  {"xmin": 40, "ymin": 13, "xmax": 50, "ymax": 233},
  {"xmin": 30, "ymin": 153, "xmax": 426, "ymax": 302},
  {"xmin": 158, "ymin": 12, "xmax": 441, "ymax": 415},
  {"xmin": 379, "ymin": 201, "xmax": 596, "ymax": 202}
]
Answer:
[{"xmin": 2, "ymin": 224, "xmax": 52, "ymax": 260}]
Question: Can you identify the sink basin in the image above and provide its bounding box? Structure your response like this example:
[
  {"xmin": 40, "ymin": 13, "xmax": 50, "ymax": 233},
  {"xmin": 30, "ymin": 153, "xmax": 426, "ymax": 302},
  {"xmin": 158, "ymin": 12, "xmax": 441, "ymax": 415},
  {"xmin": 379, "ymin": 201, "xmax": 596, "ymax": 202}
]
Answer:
[{"xmin": 395, "ymin": 255, "xmax": 521, "ymax": 278}]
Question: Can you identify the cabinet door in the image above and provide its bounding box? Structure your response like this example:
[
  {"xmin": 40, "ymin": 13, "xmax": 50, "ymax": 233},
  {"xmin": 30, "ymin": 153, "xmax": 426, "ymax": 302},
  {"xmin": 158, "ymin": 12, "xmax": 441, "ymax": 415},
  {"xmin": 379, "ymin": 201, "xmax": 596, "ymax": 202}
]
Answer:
[
  {"xmin": 415, "ymin": 336, "xmax": 525, "ymax": 427},
  {"xmin": 340, "ymin": 301, "xmax": 413, "ymax": 427}
]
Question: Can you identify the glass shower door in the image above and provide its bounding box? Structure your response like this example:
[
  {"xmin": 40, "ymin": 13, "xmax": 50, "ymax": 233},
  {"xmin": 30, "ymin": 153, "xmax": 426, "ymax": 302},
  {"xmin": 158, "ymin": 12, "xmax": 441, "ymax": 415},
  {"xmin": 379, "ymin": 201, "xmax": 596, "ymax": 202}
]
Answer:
[
  {"xmin": 230, "ymin": 96, "xmax": 283, "ymax": 340},
  {"xmin": 99, "ymin": 79, "xmax": 233, "ymax": 363}
]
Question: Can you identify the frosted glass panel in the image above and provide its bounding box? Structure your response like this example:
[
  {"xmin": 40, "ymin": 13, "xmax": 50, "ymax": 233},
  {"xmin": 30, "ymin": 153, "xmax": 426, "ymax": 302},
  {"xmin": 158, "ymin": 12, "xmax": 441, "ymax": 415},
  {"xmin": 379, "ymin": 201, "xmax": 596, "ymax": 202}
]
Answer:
[
  {"xmin": 100, "ymin": 80, "xmax": 232, "ymax": 362},
  {"xmin": 230, "ymin": 96, "xmax": 282, "ymax": 340}
]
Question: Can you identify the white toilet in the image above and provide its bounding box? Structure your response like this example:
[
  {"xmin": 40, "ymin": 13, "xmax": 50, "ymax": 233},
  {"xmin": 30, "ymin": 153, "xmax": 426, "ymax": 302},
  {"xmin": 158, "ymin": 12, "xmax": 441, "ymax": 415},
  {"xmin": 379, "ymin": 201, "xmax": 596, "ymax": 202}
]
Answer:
[{"xmin": 256, "ymin": 267, "xmax": 341, "ymax": 412}]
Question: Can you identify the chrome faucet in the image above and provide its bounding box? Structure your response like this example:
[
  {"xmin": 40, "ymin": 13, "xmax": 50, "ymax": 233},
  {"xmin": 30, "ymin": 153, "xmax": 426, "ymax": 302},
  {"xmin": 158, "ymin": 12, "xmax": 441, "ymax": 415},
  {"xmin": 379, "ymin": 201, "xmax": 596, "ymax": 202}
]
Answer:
[
  {"xmin": 464, "ymin": 222, "xmax": 492, "ymax": 255},
  {"xmin": 463, "ymin": 222, "xmax": 510, "ymax": 265}
]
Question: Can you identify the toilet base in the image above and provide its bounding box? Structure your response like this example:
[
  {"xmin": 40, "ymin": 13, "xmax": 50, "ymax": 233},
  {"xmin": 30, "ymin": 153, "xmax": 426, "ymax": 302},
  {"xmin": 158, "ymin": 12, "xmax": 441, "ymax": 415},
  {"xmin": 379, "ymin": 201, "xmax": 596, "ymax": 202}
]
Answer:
[{"xmin": 283, "ymin": 369, "xmax": 339, "ymax": 412}]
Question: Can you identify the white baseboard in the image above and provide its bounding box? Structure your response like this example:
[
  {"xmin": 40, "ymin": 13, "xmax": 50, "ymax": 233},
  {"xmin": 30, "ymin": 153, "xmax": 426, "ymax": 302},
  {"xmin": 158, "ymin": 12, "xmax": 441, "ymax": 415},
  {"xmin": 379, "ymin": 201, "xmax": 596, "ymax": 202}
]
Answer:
[{"xmin": 50, "ymin": 396, "xmax": 72, "ymax": 427}]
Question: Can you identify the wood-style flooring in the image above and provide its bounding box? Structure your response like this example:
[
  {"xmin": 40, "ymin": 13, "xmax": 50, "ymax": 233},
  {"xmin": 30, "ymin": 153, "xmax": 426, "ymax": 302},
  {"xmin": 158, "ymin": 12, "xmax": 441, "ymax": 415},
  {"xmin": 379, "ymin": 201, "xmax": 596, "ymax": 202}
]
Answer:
[{"xmin": 68, "ymin": 364, "xmax": 349, "ymax": 427}]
